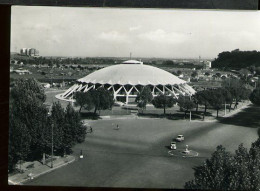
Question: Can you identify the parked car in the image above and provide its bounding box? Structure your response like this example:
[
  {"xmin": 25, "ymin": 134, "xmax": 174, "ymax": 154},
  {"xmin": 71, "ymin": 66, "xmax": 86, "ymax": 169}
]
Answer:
[
  {"xmin": 176, "ymin": 135, "xmax": 184, "ymax": 142},
  {"xmin": 170, "ymin": 141, "xmax": 177, "ymax": 150}
]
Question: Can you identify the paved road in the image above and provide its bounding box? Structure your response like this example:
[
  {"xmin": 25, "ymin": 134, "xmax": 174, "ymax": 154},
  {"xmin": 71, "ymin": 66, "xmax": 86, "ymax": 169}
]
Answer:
[{"xmin": 25, "ymin": 106, "xmax": 259, "ymax": 189}]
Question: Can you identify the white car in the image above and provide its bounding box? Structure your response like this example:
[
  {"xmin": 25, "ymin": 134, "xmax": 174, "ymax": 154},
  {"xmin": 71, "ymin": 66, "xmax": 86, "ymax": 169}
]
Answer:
[
  {"xmin": 170, "ymin": 142, "xmax": 177, "ymax": 150},
  {"xmin": 176, "ymin": 135, "xmax": 184, "ymax": 142}
]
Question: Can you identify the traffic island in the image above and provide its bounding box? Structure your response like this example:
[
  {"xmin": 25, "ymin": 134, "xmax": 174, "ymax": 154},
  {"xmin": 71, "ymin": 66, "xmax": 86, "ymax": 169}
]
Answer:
[
  {"xmin": 8, "ymin": 155, "xmax": 75, "ymax": 185},
  {"xmin": 168, "ymin": 149, "xmax": 199, "ymax": 158}
]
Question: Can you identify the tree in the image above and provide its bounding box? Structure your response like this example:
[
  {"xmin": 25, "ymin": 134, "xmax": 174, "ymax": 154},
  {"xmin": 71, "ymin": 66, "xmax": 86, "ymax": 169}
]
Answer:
[
  {"xmin": 9, "ymin": 117, "xmax": 31, "ymax": 171},
  {"xmin": 185, "ymin": 139, "xmax": 260, "ymax": 190},
  {"xmin": 89, "ymin": 88, "xmax": 114, "ymax": 114},
  {"xmin": 207, "ymin": 89, "xmax": 225, "ymax": 118},
  {"xmin": 49, "ymin": 102, "xmax": 87, "ymax": 156},
  {"xmin": 250, "ymin": 87, "xmax": 260, "ymax": 106},
  {"xmin": 65, "ymin": 103, "xmax": 86, "ymax": 144},
  {"xmin": 74, "ymin": 91, "xmax": 94, "ymax": 113},
  {"xmin": 222, "ymin": 78, "xmax": 250, "ymax": 109},
  {"xmin": 177, "ymin": 95, "xmax": 196, "ymax": 119},
  {"xmin": 219, "ymin": 88, "xmax": 233, "ymax": 112},
  {"xmin": 193, "ymin": 90, "xmax": 211, "ymax": 120},
  {"xmin": 205, "ymin": 72, "xmax": 210, "ymax": 76},
  {"xmin": 50, "ymin": 102, "xmax": 66, "ymax": 156},
  {"xmin": 191, "ymin": 71, "xmax": 198, "ymax": 78},
  {"xmin": 177, "ymin": 70, "xmax": 182, "ymax": 76},
  {"xmin": 63, "ymin": 103, "xmax": 86, "ymax": 154},
  {"xmin": 135, "ymin": 86, "xmax": 153, "ymax": 113},
  {"xmin": 9, "ymin": 79, "xmax": 49, "ymax": 170},
  {"xmin": 185, "ymin": 145, "xmax": 233, "ymax": 190},
  {"xmin": 212, "ymin": 50, "xmax": 260, "ymax": 69},
  {"xmin": 152, "ymin": 93, "xmax": 176, "ymax": 116}
]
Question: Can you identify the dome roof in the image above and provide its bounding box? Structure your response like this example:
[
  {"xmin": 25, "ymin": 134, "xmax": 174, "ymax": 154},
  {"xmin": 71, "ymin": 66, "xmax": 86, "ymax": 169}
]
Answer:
[{"xmin": 78, "ymin": 60, "xmax": 186, "ymax": 86}]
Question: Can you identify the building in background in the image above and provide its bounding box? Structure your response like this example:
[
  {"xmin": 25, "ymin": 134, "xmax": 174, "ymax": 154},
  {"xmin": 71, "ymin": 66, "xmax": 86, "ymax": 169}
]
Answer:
[
  {"xmin": 203, "ymin": 61, "xmax": 212, "ymax": 69},
  {"xmin": 20, "ymin": 48, "xmax": 39, "ymax": 57}
]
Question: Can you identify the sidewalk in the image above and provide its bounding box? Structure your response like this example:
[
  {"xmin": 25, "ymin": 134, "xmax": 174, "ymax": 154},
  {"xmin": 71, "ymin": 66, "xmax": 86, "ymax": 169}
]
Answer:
[
  {"xmin": 193, "ymin": 101, "xmax": 251, "ymax": 122},
  {"xmin": 8, "ymin": 155, "xmax": 75, "ymax": 185}
]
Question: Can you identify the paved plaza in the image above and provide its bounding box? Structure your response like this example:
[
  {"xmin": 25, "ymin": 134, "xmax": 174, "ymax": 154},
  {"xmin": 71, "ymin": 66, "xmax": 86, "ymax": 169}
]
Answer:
[{"xmin": 24, "ymin": 105, "xmax": 259, "ymax": 189}]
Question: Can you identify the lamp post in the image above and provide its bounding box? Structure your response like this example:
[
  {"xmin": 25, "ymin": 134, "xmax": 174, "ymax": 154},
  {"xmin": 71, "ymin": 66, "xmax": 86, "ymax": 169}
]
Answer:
[
  {"xmin": 51, "ymin": 124, "xmax": 54, "ymax": 168},
  {"xmin": 189, "ymin": 95, "xmax": 192, "ymax": 122},
  {"xmin": 224, "ymin": 102, "xmax": 227, "ymax": 116}
]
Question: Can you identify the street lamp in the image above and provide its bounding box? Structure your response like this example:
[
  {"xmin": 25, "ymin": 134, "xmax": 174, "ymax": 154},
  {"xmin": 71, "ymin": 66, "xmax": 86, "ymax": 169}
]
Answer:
[
  {"xmin": 189, "ymin": 95, "xmax": 192, "ymax": 122},
  {"xmin": 51, "ymin": 124, "xmax": 54, "ymax": 168}
]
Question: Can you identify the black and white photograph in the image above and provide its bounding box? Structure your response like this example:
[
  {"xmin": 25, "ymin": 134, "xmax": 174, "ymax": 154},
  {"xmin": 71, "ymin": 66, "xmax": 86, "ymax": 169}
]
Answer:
[{"xmin": 8, "ymin": 6, "xmax": 260, "ymax": 190}]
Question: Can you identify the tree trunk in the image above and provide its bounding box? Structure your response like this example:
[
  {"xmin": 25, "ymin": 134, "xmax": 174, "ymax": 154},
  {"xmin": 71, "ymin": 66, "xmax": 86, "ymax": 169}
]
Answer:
[
  {"xmin": 203, "ymin": 105, "xmax": 207, "ymax": 120},
  {"xmin": 229, "ymin": 103, "xmax": 232, "ymax": 112},
  {"xmin": 20, "ymin": 159, "xmax": 22, "ymax": 172},
  {"xmin": 94, "ymin": 106, "xmax": 97, "ymax": 115},
  {"xmin": 217, "ymin": 109, "xmax": 219, "ymax": 118},
  {"xmin": 79, "ymin": 106, "xmax": 82, "ymax": 113},
  {"xmin": 163, "ymin": 105, "xmax": 166, "ymax": 117}
]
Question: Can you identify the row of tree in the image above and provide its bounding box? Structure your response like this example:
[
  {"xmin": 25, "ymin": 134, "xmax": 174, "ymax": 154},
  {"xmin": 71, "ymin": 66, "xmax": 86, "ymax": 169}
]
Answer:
[
  {"xmin": 9, "ymin": 79, "xmax": 86, "ymax": 172},
  {"xmin": 73, "ymin": 78, "xmax": 259, "ymax": 119},
  {"xmin": 135, "ymin": 78, "xmax": 252, "ymax": 118}
]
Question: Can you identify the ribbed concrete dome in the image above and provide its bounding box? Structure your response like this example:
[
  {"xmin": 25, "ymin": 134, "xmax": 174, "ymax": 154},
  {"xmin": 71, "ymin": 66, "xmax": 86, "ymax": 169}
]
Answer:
[
  {"xmin": 57, "ymin": 60, "xmax": 195, "ymax": 102},
  {"xmin": 77, "ymin": 63, "xmax": 186, "ymax": 86}
]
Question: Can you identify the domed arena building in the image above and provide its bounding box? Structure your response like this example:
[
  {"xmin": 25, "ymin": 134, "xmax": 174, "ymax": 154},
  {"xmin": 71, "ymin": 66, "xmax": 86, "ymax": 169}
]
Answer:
[{"xmin": 57, "ymin": 60, "xmax": 195, "ymax": 104}]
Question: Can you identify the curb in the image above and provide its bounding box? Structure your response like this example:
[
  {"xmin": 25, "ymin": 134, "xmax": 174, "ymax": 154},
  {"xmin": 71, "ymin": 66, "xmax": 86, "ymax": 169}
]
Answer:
[{"xmin": 8, "ymin": 156, "xmax": 75, "ymax": 185}]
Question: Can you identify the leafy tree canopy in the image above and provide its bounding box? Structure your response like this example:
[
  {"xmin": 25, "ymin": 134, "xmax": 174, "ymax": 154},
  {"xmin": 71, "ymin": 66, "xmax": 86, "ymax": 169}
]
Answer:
[
  {"xmin": 178, "ymin": 95, "xmax": 196, "ymax": 112},
  {"xmin": 89, "ymin": 88, "xmax": 114, "ymax": 114},
  {"xmin": 152, "ymin": 93, "xmax": 176, "ymax": 115},
  {"xmin": 74, "ymin": 91, "xmax": 94, "ymax": 113},
  {"xmin": 250, "ymin": 87, "xmax": 260, "ymax": 106},
  {"xmin": 212, "ymin": 49, "xmax": 260, "ymax": 69},
  {"xmin": 135, "ymin": 86, "xmax": 153, "ymax": 111},
  {"xmin": 185, "ymin": 139, "xmax": 260, "ymax": 191}
]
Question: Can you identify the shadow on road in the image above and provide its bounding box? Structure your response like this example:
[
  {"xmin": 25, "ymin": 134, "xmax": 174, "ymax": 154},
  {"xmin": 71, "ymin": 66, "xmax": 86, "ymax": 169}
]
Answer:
[
  {"xmin": 138, "ymin": 112, "xmax": 203, "ymax": 120},
  {"xmin": 217, "ymin": 105, "xmax": 260, "ymax": 128}
]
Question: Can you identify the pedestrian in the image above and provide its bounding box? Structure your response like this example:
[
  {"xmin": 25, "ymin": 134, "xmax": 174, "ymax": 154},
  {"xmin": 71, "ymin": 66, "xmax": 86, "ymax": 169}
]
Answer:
[
  {"xmin": 117, "ymin": 124, "xmax": 119, "ymax": 130},
  {"xmin": 234, "ymin": 102, "xmax": 238, "ymax": 109},
  {"xmin": 80, "ymin": 149, "xmax": 83, "ymax": 159},
  {"xmin": 90, "ymin": 126, "xmax": 93, "ymax": 133}
]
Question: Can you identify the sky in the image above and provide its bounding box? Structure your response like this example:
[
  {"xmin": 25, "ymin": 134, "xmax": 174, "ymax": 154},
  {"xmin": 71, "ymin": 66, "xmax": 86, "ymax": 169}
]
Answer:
[{"xmin": 11, "ymin": 6, "xmax": 260, "ymax": 59}]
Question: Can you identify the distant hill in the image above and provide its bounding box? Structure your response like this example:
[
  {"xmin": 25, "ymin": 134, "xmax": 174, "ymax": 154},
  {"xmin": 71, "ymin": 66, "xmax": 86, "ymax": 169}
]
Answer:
[{"xmin": 212, "ymin": 49, "xmax": 260, "ymax": 69}]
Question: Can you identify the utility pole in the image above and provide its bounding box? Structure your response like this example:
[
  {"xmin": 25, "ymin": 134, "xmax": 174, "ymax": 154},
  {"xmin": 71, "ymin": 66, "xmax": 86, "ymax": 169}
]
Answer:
[
  {"xmin": 51, "ymin": 124, "xmax": 54, "ymax": 168},
  {"xmin": 189, "ymin": 95, "xmax": 192, "ymax": 122},
  {"xmin": 224, "ymin": 102, "xmax": 226, "ymax": 116}
]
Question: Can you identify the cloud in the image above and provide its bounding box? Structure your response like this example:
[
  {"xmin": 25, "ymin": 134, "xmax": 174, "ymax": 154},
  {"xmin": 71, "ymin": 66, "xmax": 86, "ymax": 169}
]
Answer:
[
  {"xmin": 98, "ymin": 31, "xmax": 130, "ymax": 43},
  {"xmin": 129, "ymin": 26, "xmax": 141, "ymax": 31},
  {"xmin": 138, "ymin": 29, "xmax": 189, "ymax": 44}
]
